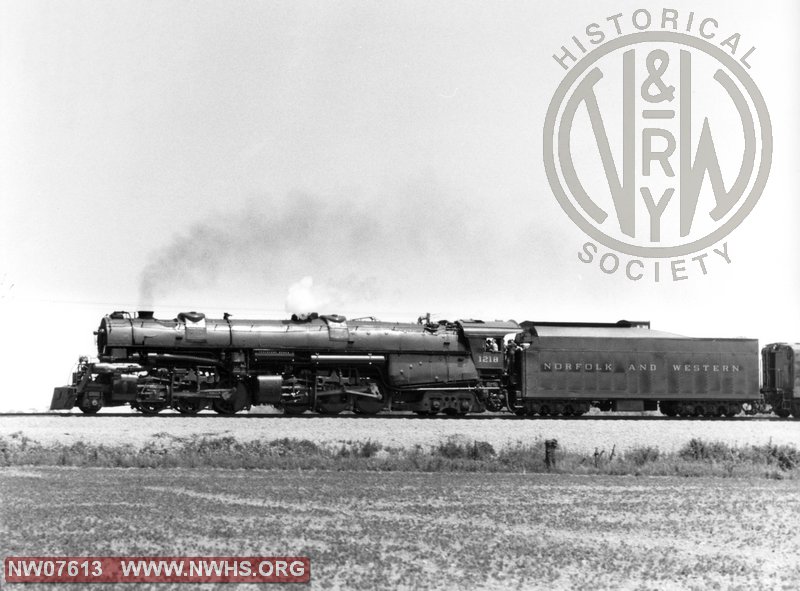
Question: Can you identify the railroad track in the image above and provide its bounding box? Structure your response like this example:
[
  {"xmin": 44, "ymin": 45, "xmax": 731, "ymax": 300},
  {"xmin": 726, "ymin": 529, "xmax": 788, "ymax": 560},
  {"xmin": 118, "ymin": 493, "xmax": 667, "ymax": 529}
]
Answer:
[{"xmin": 0, "ymin": 412, "xmax": 791, "ymax": 421}]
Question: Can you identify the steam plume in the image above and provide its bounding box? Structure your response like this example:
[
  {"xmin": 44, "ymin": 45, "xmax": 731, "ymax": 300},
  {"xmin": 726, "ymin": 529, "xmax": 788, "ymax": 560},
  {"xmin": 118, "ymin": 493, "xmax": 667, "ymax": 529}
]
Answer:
[{"xmin": 285, "ymin": 276, "xmax": 333, "ymax": 315}]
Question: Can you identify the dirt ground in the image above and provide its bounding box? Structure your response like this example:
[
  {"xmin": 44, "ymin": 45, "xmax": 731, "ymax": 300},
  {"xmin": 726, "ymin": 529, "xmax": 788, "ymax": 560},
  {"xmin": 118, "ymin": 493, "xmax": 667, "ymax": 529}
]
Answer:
[{"xmin": 2, "ymin": 467, "xmax": 799, "ymax": 590}]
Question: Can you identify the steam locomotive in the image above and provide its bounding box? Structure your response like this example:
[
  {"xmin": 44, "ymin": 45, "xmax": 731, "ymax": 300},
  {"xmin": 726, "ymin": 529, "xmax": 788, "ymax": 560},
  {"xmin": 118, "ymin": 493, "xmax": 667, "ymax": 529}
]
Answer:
[{"xmin": 50, "ymin": 310, "xmax": 798, "ymax": 418}]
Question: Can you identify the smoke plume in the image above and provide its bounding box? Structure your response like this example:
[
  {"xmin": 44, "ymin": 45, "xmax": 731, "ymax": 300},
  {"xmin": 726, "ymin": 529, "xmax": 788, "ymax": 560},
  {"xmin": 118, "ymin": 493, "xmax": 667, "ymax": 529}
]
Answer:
[{"xmin": 136, "ymin": 184, "xmax": 519, "ymax": 316}]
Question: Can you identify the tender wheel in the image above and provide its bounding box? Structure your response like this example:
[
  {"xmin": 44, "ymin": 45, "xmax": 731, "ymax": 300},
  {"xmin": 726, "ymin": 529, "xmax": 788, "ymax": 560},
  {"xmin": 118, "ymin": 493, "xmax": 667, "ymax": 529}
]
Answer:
[
  {"xmin": 724, "ymin": 404, "xmax": 740, "ymax": 418},
  {"xmin": 173, "ymin": 398, "xmax": 205, "ymax": 415},
  {"xmin": 572, "ymin": 403, "xmax": 589, "ymax": 416},
  {"xmin": 595, "ymin": 401, "xmax": 613, "ymax": 412},
  {"xmin": 660, "ymin": 403, "xmax": 677, "ymax": 417},
  {"xmin": 775, "ymin": 408, "xmax": 791, "ymax": 418},
  {"xmin": 539, "ymin": 404, "xmax": 551, "ymax": 417}
]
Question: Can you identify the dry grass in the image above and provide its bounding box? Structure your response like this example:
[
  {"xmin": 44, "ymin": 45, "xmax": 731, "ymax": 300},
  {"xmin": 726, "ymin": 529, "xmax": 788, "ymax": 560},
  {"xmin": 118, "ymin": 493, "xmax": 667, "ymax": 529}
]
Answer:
[
  {"xmin": 5, "ymin": 414, "xmax": 799, "ymax": 456},
  {"xmin": 1, "ymin": 433, "xmax": 798, "ymax": 479}
]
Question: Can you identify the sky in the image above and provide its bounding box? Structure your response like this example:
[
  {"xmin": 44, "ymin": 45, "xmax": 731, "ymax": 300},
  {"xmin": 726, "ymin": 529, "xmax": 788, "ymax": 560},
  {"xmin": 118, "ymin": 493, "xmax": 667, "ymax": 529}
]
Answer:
[{"xmin": 1, "ymin": 1, "xmax": 798, "ymax": 410}]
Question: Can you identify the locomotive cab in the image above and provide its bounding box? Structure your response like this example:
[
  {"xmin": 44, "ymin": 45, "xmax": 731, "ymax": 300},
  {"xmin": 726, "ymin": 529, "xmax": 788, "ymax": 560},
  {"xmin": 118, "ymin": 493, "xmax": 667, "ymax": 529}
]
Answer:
[{"xmin": 459, "ymin": 320, "xmax": 521, "ymax": 372}]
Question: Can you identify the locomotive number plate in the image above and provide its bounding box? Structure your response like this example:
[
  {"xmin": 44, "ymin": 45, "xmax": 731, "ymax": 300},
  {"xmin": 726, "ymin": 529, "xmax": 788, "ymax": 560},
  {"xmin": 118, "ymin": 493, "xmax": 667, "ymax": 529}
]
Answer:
[{"xmin": 476, "ymin": 354, "xmax": 502, "ymax": 364}]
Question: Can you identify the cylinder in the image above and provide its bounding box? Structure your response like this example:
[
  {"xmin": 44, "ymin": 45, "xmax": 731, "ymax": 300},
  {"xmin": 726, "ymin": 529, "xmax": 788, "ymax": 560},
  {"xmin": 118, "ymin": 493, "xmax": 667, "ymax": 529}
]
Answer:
[{"xmin": 253, "ymin": 375, "xmax": 283, "ymax": 404}]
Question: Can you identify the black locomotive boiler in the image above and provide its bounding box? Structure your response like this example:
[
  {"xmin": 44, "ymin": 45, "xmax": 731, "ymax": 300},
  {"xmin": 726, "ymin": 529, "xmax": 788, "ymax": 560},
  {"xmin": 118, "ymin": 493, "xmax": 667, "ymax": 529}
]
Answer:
[
  {"xmin": 49, "ymin": 309, "xmax": 790, "ymax": 417},
  {"xmin": 51, "ymin": 311, "xmax": 517, "ymax": 416}
]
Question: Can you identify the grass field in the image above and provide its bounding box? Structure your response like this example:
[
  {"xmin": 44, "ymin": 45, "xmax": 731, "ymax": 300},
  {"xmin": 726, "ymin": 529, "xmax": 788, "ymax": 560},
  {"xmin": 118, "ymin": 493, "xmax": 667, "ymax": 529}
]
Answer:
[
  {"xmin": 2, "ymin": 467, "xmax": 800, "ymax": 590},
  {"xmin": 2, "ymin": 432, "xmax": 799, "ymax": 479}
]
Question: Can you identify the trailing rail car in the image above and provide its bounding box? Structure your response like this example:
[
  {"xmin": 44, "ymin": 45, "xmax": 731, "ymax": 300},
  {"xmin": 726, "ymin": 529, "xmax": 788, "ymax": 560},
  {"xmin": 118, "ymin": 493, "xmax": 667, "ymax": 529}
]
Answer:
[
  {"xmin": 50, "ymin": 310, "xmax": 781, "ymax": 417},
  {"xmin": 761, "ymin": 343, "xmax": 800, "ymax": 417}
]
